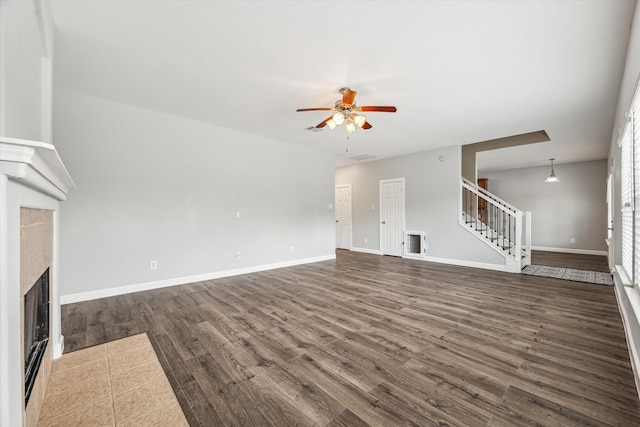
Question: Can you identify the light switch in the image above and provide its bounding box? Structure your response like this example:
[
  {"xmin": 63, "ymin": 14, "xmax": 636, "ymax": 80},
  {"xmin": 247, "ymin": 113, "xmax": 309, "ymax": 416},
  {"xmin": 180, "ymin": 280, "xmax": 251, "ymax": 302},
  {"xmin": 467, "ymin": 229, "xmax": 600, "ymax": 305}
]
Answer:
[
  {"xmin": 328, "ymin": 204, "xmax": 333, "ymax": 210},
  {"xmin": 236, "ymin": 211, "xmax": 240, "ymax": 218}
]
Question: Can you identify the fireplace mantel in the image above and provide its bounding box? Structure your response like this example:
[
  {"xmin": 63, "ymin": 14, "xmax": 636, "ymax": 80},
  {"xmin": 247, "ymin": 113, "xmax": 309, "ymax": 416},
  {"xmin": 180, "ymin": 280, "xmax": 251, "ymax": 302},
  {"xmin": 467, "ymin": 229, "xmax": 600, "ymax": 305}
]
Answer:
[
  {"xmin": 0, "ymin": 137, "xmax": 75, "ymax": 202},
  {"xmin": 0, "ymin": 136, "xmax": 75, "ymax": 426}
]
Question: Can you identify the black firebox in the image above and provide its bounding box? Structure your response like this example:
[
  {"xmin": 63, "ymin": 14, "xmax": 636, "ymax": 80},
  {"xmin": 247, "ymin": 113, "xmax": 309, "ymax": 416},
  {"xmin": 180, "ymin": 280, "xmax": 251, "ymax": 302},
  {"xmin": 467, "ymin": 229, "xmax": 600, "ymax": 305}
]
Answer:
[{"xmin": 24, "ymin": 268, "xmax": 49, "ymax": 405}]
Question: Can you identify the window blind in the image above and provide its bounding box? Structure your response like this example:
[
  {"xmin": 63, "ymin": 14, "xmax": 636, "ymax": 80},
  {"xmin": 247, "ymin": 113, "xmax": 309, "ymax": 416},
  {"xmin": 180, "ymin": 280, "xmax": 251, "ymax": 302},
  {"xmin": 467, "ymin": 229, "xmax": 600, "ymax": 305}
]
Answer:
[
  {"xmin": 633, "ymin": 98, "xmax": 640, "ymax": 288},
  {"xmin": 621, "ymin": 122, "xmax": 633, "ymax": 280}
]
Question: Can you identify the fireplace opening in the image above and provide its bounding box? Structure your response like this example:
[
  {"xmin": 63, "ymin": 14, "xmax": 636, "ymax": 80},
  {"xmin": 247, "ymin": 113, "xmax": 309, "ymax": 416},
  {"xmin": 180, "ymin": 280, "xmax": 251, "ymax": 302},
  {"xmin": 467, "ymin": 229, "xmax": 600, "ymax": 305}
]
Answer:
[{"xmin": 24, "ymin": 268, "xmax": 49, "ymax": 405}]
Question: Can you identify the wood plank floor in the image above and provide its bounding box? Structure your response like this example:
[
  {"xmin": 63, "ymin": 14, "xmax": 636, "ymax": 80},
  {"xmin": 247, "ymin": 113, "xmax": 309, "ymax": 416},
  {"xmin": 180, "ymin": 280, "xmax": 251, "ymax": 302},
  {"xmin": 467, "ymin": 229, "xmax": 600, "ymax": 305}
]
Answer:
[
  {"xmin": 61, "ymin": 250, "xmax": 640, "ymax": 426},
  {"xmin": 532, "ymin": 250, "xmax": 610, "ymax": 272}
]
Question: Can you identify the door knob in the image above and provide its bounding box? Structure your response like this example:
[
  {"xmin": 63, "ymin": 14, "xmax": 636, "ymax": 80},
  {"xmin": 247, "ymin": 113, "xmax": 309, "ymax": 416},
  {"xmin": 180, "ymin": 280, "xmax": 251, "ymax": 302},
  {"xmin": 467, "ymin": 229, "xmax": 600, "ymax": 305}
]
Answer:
[{"xmin": 381, "ymin": 221, "xmax": 386, "ymax": 224}]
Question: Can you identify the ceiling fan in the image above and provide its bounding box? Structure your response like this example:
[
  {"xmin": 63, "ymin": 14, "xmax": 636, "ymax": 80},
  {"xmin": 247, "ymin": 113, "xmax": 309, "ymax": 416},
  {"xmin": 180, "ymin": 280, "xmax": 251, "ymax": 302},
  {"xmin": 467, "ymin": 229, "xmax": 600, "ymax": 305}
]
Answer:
[{"xmin": 297, "ymin": 87, "xmax": 397, "ymax": 135}]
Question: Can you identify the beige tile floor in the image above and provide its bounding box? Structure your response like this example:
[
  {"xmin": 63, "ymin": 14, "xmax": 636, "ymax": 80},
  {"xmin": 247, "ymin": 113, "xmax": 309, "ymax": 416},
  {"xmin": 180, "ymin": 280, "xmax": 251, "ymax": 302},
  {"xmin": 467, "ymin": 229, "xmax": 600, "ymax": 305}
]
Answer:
[{"xmin": 38, "ymin": 333, "xmax": 188, "ymax": 426}]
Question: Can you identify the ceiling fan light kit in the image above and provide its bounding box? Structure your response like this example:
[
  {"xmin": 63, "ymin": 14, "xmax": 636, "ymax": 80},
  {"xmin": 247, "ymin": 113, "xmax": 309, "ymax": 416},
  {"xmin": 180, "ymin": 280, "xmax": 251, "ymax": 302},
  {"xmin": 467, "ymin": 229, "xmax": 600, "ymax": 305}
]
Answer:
[
  {"xmin": 353, "ymin": 114, "xmax": 366, "ymax": 128},
  {"xmin": 297, "ymin": 87, "xmax": 397, "ymax": 137}
]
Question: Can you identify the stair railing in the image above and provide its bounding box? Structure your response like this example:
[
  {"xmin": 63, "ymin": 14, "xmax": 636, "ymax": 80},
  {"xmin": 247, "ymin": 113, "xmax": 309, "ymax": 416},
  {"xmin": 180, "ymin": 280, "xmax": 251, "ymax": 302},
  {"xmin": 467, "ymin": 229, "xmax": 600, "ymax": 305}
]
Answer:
[{"xmin": 461, "ymin": 178, "xmax": 531, "ymax": 270}]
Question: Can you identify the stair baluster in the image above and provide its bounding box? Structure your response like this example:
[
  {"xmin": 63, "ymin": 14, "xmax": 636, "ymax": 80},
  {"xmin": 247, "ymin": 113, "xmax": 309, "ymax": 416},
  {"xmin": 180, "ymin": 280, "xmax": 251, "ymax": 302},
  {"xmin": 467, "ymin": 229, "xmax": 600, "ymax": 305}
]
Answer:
[{"xmin": 460, "ymin": 177, "xmax": 531, "ymax": 272}]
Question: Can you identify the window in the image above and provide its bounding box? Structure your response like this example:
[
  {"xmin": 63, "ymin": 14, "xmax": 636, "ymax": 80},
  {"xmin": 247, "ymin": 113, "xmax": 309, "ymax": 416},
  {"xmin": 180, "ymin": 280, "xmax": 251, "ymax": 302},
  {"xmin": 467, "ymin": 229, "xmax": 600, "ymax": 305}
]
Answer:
[
  {"xmin": 634, "ymin": 94, "xmax": 640, "ymax": 289},
  {"xmin": 621, "ymin": 122, "xmax": 633, "ymax": 280},
  {"xmin": 620, "ymin": 82, "xmax": 640, "ymax": 288}
]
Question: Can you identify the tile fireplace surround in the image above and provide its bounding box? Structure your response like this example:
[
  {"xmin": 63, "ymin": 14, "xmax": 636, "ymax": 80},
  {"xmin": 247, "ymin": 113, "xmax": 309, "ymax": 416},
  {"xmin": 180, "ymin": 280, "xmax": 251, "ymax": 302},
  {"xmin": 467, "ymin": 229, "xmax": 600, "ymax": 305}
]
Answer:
[{"xmin": 0, "ymin": 137, "xmax": 75, "ymax": 426}]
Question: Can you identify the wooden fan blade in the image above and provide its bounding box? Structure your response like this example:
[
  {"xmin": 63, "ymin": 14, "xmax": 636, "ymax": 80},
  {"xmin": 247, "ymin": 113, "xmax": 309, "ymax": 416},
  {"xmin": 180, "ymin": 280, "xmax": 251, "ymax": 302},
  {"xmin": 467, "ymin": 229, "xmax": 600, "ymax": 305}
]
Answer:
[
  {"xmin": 342, "ymin": 89, "xmax": 357, "ymax": 105},
  {"xmin": 315, "ymin": 115, "xmax": 335, "ymax": 128},
  {"xmin": 297, "ymin": 107, "xmax": 333, "ymax": 112},
  {"xmin": 359, "ymin": 106, "xmax": 397, "ymax": 113},
  {"xmin": 362, "ymin": 121, "xmax": 373, "ymax": 130}
]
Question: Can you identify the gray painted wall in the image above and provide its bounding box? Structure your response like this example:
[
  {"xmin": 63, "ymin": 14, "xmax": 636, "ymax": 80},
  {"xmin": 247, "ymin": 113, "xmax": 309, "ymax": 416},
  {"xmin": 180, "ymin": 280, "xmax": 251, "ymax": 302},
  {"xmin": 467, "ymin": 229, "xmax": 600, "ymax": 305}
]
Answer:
[
  {"xmin": 1, "ymin": 0, "xmax": 46, "ymax": 141},
  {"xmin": 53, "ymin": 89, "xmax": 336, "ymax": 297},
  {"xmin": 480, "ymin": 159, "xmax": 607, "ymax": 251},
  {"xmin": 335, "ymin": 146, "xmax": 505, "ymax": 267}
]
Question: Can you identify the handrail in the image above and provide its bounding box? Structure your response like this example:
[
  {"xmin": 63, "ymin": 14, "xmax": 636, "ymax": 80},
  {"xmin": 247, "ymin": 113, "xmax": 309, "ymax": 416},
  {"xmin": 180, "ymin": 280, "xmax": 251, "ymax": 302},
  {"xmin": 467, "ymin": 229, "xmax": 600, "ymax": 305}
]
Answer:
[
  {"xmin": 463, "ymin": 183, "xmax": 514, "ymax": 217},
  {"xmin": 460, "ymin": 178, "xmax": 531, "ymax": 271},
  {"xmin": 461, "ymin": 177, "xmax": 519, "ymax": 212}
]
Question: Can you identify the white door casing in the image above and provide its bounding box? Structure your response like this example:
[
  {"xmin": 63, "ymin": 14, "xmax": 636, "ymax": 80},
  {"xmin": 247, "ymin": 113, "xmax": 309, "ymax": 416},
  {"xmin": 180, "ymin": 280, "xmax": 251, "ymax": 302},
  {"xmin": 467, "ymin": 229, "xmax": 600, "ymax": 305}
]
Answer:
[
  {"xmin": 380, "ymin": 178, "xmax": 405, "ymax": 256},
  {"xmin": 335, "ymin": 184, "xmax": 352, "ymax": 250}
]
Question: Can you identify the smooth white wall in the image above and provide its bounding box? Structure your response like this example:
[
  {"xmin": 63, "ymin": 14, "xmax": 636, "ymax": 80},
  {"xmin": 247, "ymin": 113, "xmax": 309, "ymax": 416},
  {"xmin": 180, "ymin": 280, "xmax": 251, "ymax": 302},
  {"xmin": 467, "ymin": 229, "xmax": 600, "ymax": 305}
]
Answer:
[
  {"xmin": 336, "ymin": 146, "xmax": 505, "ymax": 267},
  {"xmin": 0, "ymin": 0, "xmax": 51, "ymax": 141},
  {"xmin": 480, "ymin": 160, "xmax": 607, "ymax": 252},
  {"xmin": 53, "ymin": 89, "xmax": 336, "ymax": 297}
]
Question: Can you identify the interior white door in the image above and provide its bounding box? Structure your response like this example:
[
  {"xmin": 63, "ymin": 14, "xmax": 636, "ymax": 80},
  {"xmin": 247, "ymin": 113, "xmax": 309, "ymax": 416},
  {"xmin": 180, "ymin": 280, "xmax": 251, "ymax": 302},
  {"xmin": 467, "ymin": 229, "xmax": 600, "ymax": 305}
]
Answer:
[
  {"xmin": 335, "ymin": 185, "xmax": 352, "ymax": 249},
  {"xmin": 380, "ymin": 179, "xmax": 404, "ymax": 256}
]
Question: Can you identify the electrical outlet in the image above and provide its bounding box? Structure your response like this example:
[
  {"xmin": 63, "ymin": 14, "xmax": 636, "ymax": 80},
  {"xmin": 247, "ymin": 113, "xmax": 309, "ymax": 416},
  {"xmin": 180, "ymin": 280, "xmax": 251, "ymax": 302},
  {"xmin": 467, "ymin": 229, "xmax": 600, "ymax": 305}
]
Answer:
[
  {"xmin": 290, "ymin": 246, "xmax": 294, "ymax": 254},
  {"xmin": 364, "ymin": 237, "xmax": 368, "ymax": 244},
  {"xmin": 149, "ymin": 260, "xmax": 157, "ymax": 270},
  {"xmin": 235, "ymin": 252, "xmax": 241, "ymax": 259},
  {"xmin": 570, "ymin": 238, "xmax": 576, "ymax": 244}
]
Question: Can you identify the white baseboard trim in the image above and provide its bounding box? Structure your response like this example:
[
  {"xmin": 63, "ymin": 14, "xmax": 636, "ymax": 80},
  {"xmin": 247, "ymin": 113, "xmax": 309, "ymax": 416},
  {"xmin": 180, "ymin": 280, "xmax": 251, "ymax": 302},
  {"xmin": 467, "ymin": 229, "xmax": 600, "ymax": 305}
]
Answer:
[
  {"xmin": 53, "ymin": 336, "xmax": 64, "ymax": 359},
  {"xmin": 403, "ymin": 254, "xmax": 426, "ymax": 260},
  {"xmin": 60, "ymin": 254, "xmax": 336, "ymax": 305},
  {"xmin": 613, "ymin": 265, "xmax": 640, "ymax": 399},
  {"xmin": 350, "ymin": 247, "xmax": 382, "ymax": 255},
  {"xmin": 420, "ymin": 255, "xmax": 508, "ymax": 273},
  {"xmin": 531, "ymin": 246, "xmax": 607, "ymax": 256},
  {"xmin": 350, "ymin": 246, "xmax": 507, "ymax": 272}
]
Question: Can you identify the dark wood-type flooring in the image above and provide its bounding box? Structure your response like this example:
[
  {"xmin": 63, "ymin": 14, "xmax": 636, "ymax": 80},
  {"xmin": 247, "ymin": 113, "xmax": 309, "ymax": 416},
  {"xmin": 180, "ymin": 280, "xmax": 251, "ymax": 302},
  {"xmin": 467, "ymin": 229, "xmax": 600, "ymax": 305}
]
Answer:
[
  {"xmin": 62, "ymin": 250, "xmax": 639, "ymax": 426},
  {"xmin": 532, "ymin": 250, "xmax": 610, "ymax": 272}
]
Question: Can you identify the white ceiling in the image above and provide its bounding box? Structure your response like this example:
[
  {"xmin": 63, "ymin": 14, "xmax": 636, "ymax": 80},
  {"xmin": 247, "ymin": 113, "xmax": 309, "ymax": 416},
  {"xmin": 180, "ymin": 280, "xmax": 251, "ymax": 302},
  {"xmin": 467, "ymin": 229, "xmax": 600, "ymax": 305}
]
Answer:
[{"xmin": 48, "ymin": 0, "xmax": 635, "ymax": 170}]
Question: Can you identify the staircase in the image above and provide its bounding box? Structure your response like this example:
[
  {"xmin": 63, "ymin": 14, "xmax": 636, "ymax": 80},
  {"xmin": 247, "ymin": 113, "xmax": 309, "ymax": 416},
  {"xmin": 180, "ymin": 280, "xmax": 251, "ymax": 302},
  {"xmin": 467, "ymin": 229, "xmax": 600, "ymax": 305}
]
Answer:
[{"xmin": 460, "ymin": 177, "xmax": 531, "ymax": 272}]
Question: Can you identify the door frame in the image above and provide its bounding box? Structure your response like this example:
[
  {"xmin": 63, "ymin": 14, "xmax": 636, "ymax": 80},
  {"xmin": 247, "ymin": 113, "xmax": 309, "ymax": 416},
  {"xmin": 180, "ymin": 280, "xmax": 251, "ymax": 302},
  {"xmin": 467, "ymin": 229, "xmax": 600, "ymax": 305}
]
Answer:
[
  {"xmin": 379, "ymin": 178, "xmax": 405, "ymax": 256},
  {"xmin": 335, "ymin": 184, "xmax": 352, "ymax": 250}
]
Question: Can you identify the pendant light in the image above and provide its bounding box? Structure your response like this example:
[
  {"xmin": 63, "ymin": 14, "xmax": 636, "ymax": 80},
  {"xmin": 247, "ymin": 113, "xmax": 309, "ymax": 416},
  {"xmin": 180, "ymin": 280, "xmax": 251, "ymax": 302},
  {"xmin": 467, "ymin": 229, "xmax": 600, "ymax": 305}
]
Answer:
[{"xmin": 545, "ymin": 158, "xmax": 560, "ymax": 183}]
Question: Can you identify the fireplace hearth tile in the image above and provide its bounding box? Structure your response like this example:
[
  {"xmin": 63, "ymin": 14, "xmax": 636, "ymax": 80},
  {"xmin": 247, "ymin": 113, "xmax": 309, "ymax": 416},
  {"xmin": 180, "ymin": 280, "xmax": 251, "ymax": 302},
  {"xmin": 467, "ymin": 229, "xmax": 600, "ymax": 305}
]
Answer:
[
  {"xmin": 106, "ymin": 332, "xmax": 150, "ymax": 354},
  {"xmin": 39, "ymin": 367, "xmax": 111, "ymax": 422},
  {"xmin": 119, "ymin": 399, "xmax": 188, "ymax": 427},
  {"xmin": 112, "ymin": 375, "xmax": 177, "ymax": 424},
  {"xmin": 38, "ymin": 333, "xmax": 187, "ymax": 426},
  {"xmin": 51, "ymin": 343, "xmax": 107, "ymax": 373},
  {"xmin": 38, "ymin": 397, "xmax": 114, "ymax": 427},
  {"xmin": 108, "ymin": 340, "xmax": 157, "ymax": 374},
  {"xmin": 46, "ymin": 357, "xmax": 109, "ymax": 394},
  {"xmin": 110, "ymin": 358, "xmax": 165, "ymax": 395}
]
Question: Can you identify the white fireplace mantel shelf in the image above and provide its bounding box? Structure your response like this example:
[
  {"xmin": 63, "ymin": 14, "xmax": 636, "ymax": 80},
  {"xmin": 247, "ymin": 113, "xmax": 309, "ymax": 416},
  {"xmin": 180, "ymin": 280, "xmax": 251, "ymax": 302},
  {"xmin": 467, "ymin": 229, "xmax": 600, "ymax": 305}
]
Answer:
[
  {"xmin": 0, "ymin": 136, "xmax": 76, "ymax": 200},
  {"xmin": 0, "ymin": 136, "xmax": 75, "ymax": 426}
]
